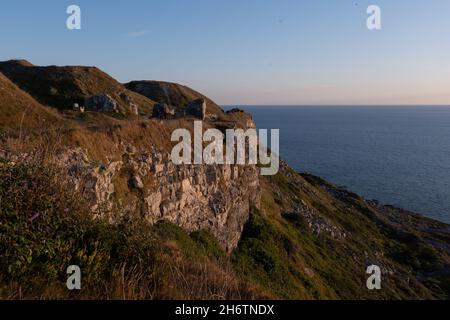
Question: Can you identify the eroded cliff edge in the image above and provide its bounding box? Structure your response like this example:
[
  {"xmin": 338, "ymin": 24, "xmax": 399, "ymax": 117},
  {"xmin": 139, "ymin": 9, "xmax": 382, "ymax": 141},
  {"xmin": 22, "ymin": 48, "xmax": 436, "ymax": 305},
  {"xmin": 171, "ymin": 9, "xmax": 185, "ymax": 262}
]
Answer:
[
  {"xmin": 58, "ymin": 145, "xmax": 260, "ymax": 252},
  {"xmin": 0, "ymin": 59, "xmax": 261, "ymax": 252}
]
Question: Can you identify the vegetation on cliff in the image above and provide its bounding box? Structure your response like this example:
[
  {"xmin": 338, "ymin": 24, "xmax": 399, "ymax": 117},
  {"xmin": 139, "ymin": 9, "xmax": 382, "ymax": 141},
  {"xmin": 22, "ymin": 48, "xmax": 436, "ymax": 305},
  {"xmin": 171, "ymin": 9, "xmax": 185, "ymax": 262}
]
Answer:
[
  {"xmin": 1, "ymin": 146, "xmax": 449, "ymax": 299},
  {"xmin": 0, "ymin": 60, "xmax": 449, "ymax": 299}
]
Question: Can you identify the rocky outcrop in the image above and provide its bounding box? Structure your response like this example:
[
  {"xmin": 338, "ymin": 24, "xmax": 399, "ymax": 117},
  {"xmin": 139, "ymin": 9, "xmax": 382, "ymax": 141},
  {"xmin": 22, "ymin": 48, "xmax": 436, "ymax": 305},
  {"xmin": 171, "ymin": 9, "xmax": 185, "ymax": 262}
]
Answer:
[
  {"xmin": 58, "ymin": 144, "xmax": 261, "ymax": 252},
  {"xmin": 118, "ymin": 92, "xmax": 139, "ymax": 115},
  {"xmin": 83, "ymin": 93, "xmax": 140, "ymax": 115},
  {"xmin": 186, "ymin": 98, "xmax": 207, "ymax": 120},
  {"xmin": 84, "ymin": 94, "xmax": 119, "ymax": 113},
  {"xmin": 58, "ymin": 148, "xmax": 121, "ymax": 213},
  {"xmin": 152, "ymin": 103, "xmax": 175, "ymax": 119},
  {"xmin": 124, "ymin": 80, "xmax": 225, "ymax": 117},
  {"xmin": 142, "ymin": 154, "xmax": 260, "ymax": 251},
  {"xmin": 284, "ymin": 201, "xmax": 347, "ymax": 239},
  {"xmin": 131, "ymin": 174, "xmax": 144, "ymax": 190},
  {"xmin": 0, "ymin": 59, "xmax": 264, "ymax": 252}
]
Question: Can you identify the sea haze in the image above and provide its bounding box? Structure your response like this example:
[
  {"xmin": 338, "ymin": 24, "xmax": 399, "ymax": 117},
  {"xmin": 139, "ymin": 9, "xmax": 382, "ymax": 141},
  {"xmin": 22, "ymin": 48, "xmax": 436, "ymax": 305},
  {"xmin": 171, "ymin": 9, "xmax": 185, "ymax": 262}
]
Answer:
[{"xmin": 230, "ymin": 105, "xmax": 450, "ymax": 224}]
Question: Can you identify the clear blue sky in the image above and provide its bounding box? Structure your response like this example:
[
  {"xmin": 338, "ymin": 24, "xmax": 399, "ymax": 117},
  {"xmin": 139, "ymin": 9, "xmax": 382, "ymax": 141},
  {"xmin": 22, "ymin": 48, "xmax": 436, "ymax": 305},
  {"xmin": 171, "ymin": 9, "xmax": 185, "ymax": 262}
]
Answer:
[{"xmin": 1, "ymin": 0, "xmax": 450, "ymax": 105}]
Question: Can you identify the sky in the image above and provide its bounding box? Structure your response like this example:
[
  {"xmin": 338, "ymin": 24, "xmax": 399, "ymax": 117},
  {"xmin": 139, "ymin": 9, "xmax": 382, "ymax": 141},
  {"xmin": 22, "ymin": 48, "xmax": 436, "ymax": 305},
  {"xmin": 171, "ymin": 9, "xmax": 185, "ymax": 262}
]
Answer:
[{"xmin": 1, "ymin": 0, "xmax": 450, "ymax": 105}]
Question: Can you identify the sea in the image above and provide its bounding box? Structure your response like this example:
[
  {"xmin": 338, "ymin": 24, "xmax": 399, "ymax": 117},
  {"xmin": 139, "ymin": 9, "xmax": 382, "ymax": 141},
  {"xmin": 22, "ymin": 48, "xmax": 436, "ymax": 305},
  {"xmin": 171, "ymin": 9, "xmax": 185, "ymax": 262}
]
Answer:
[{"xmin": 228, "ymin": 106, "xmax": 450, "ymax": 224}]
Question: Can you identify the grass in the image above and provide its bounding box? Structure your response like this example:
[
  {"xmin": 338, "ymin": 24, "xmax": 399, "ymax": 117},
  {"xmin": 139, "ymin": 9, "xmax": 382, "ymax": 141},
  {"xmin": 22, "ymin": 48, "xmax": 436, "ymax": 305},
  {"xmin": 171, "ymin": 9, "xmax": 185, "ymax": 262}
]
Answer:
[
  {"xmin": 0, "ymin": 121, "xmax": 448, "ymax": 300},
  {"xmin": 2, "ymin": 59, "xmax": 448, "ymax": 300},
  {"xmin": 1, "ymin": 149, "xmax": 448, "ymax": 300},
  {"xmin": 0, "ymin": 147, "xmax": 264, "ymax": 299}
]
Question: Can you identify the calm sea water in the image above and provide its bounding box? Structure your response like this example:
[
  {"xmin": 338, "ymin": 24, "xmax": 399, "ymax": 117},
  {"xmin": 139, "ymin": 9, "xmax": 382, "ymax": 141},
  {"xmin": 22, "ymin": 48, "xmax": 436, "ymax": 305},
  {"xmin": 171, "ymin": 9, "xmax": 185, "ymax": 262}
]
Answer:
[{"xmin": 234, "ymin": 106, "xmax": 450, "ymax": 224}]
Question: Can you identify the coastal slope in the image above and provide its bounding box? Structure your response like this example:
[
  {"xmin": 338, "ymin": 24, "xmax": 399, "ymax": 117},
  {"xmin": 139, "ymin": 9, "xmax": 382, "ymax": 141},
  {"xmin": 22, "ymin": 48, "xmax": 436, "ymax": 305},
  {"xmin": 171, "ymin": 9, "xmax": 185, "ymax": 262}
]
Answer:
[{"xmin": 0, "ymin": 60, "xmax": 449, "ymax": 299}]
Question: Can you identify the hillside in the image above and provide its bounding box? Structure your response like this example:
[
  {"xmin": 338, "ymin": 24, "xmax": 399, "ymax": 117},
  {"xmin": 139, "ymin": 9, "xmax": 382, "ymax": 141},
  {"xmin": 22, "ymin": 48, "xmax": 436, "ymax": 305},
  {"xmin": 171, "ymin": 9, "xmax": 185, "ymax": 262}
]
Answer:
[
  {"xmin": 0, "ymin": 72, "xmax": 63, "ymax": 130},
  {"xmin": 248, "ymin": 164, "xmax": 450, "ymax": 298},
  {"xmin": 0, "ymin": 60, "xmax": 155, "ymax": 117},
  {"xmin": 0, "ymin": 60, "xmax": 449, "ymax": 300}
]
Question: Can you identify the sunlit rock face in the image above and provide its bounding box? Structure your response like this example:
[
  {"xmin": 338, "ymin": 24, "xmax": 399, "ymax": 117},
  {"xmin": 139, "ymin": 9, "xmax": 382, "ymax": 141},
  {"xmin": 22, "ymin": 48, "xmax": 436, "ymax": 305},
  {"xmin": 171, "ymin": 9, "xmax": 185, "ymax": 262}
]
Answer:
[{"xmin": 59, "ymin": 144, "xmax": 261, "ymax": 252}]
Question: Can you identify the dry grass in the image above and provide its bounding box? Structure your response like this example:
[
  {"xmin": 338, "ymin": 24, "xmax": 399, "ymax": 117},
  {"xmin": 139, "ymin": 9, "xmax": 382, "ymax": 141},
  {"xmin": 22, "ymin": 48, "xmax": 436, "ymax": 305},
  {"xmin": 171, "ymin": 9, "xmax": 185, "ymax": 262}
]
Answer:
[
  {"xmin": 0, "ymin": 60, "xmax": 156, "ymax": 115},
  {"xmin": 0, "ymin": 72, "xmax": 63, "ymax": 131},
  {"xmin": 0, "ymin": 130, "xmax": 268, "ymax": 300}
]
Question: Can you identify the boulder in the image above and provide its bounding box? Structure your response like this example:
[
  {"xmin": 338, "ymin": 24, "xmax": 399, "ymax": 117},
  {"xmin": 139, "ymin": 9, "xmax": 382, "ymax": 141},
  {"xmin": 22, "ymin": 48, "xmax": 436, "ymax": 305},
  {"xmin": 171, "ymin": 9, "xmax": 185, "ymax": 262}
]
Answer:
[
  {"xmin": 152, "ymin": 103, "xmax": 175, "ymax": 119},
  {"xmin": 131, "ymin": 174, "xmax": 144, "ymax": 190},
  {"xmin": 119, "ymin": 92, "xmax": 139, "ymax": 115},
  {"xmin": 84, "ymin": 94, "xmax": 119, "ymax": 113},
  {"xmin": 186, "ymin": 98, "xmax": 207, "ymax": 120}
]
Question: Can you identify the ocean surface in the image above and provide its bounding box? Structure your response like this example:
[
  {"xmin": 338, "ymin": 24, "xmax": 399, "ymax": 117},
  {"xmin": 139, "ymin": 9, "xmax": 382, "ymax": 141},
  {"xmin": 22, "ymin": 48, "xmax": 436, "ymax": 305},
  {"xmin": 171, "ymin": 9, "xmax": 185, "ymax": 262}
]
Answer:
[{"xmin": 232, "ymin": 106, "xmax": 450, "ymax": 224}]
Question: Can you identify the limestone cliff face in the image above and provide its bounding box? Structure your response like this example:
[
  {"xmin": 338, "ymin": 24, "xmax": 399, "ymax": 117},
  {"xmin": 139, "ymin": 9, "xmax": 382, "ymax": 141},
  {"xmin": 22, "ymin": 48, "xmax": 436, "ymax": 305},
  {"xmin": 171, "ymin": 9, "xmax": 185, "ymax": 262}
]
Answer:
[
  {"xmin": 0, "ymin": 59, "xmax": 262, "ymax": 252},
  {"xmin": 60, "ymin": 144, "xmax": 261, "ymax": 252}
]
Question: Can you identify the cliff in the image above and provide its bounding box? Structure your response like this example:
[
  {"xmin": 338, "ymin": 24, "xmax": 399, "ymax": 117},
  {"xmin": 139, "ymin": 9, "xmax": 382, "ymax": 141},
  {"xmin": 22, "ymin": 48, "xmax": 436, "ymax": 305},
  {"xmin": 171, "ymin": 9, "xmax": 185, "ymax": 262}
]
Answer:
[
  {"xmin": 58, "ymin": 142, "xmax": 260, "ymax": 252},
  {"xmin": 0, "ymin": 60, "xmax": 449, "ymax": 299},
  {"xmin": 124, "ymin": 80, "xmax": 224, "ymax": 117},
  {"xmin": 0, "ymin": 60, "xmax": 260, "ymax": 252}
]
